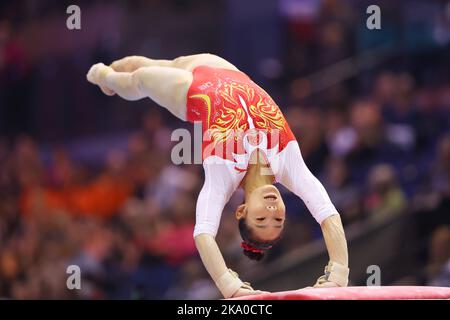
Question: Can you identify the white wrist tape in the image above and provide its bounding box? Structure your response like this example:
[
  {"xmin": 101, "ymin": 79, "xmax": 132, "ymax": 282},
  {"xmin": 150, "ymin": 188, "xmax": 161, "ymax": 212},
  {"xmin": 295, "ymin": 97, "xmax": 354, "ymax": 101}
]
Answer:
[
  {"xmin": 324, "ymin": 261, "xmax": 349, "ymax": 287},
  {"xmin": 215, "ymin": 269, "xmax": 245, "ymax": 298}
]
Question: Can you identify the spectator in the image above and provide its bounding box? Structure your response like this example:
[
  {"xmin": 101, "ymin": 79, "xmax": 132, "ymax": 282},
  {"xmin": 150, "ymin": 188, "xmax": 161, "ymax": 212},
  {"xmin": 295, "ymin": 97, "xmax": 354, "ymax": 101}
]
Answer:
[
  {"xmin": 323, "ymin": 157, "xmax": 363, "ymax": 225},
  {"xmin": 365, "ymin": 164, "xmax": 407, "ymax": 222},
  {"xmin": 431, "ymin": 133, "xmax": 450, "ymax": 195},
  {"xmin": 426, "ymin": 225, "xmax": 450, "ymax": 287}
]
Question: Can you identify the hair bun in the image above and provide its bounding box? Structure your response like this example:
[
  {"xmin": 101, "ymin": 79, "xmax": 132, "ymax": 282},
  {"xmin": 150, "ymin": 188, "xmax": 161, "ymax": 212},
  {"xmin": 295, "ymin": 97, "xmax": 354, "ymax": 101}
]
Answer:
[
  {"xmin": 242, "ymin": 248, "xmax": 265, "ymax": 261},
  {"xmin": 241, "ymin": 242, "xmax": 263, "ymax": 253},
  {"xmin": 241, "ymin": 242, "xmax": 265, "ymax": 261}
]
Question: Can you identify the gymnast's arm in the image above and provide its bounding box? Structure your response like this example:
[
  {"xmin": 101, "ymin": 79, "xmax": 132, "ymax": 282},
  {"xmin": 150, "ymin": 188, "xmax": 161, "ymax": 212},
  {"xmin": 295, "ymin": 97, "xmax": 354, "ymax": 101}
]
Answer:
[
  {"xmin": 278, "ymin": 142, "xmax": 349, "ymax": 287},
  {"xmin": 194, "ymin": 163, "xmax": 264, "ymax": 298},
  {"xmin": 195, "ymin": 234, "xmax": 262, "ymax": 298},
  {"xmin": 316, "ymin": 215, "xmax": 349, "ymax": 287}
]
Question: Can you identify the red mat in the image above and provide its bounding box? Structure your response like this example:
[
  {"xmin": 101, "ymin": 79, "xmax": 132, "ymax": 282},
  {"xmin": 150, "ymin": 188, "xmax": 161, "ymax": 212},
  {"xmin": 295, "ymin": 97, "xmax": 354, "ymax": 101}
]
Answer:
[{"xmin": 230, "ymin": 286, "xmax": 450, "ymax": 300}]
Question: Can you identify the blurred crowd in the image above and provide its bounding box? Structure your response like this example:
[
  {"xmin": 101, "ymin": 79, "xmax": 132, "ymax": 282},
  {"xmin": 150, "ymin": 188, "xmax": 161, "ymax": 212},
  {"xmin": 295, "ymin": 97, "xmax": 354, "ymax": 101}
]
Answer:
[{"xmin": 0, "ymin": 0, "xmax": 449, "ymax": 299}]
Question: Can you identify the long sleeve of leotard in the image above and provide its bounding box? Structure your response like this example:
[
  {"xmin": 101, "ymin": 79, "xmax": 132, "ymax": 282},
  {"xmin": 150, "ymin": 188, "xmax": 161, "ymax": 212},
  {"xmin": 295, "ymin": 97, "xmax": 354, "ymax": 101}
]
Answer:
[
  {"xmin": 193, "ymin": 159, "xmax": 240, "ymax": 238},
  {"xmin": 278, "ymin": 142, "xmax": 338, "ymax": 224}
]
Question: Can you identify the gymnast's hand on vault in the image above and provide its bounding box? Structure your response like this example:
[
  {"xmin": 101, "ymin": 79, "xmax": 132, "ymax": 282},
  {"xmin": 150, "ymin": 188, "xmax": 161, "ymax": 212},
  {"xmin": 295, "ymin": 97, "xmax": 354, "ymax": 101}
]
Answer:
[
  {"xmin": 313, "ymin": 276, "xmax": 340, "ymax": 288},
  {"xmin": 232, "ymin": 287, "xmax": 269, "ymax": 298},
  {"xmin": 313, "ymin": 261, "xmax": 349, "ymax": 288}
]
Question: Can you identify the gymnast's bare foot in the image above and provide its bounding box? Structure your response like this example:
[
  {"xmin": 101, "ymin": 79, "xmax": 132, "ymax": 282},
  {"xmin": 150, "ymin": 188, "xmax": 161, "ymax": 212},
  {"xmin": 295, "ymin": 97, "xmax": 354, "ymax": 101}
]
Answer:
[{"xmin": 86, "ymin": 63, "xmax": 116, "ymax": 96}]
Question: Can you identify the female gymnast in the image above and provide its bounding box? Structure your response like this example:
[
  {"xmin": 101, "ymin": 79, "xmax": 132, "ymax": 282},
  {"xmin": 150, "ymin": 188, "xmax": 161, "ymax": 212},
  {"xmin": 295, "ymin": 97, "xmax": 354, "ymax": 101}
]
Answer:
[{"xmin": 87, "ymin": 53, "xmax": 349, "ymax": 298}]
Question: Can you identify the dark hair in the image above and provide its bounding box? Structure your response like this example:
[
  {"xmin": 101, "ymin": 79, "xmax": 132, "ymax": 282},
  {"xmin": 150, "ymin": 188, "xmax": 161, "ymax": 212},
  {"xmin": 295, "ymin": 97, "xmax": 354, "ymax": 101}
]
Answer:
[{"xmin": 238, "ymin": 218, "xmax": 281, "ymax": 261}]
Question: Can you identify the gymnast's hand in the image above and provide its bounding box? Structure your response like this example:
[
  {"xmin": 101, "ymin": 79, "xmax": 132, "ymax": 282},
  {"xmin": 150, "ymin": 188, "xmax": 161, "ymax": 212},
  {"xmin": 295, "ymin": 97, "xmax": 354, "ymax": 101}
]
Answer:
[
  {"xmin": 232, "ymin": 287, "xmax": 268, "ymax": 298},
  {"xmin": 313, "ymin": 276, "xmax": 340, "ymax": 288},
  {"xmin": 86, "ymin": 63, "xmax": 116, "ymax": 96},
  {"xmin": 313, "ymin": 261, "xmax": 349, "ymax": 288},
  {"xmin": 215, "ymin": 268, "xmax": 268, "ymax": 298}
]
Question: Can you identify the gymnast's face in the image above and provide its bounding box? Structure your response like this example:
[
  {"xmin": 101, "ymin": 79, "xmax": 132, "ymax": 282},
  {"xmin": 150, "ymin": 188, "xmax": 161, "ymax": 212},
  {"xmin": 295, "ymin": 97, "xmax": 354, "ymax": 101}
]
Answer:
[{"xmin": 236, "ymin": 185, "xmax": 286, "ymax": 241}]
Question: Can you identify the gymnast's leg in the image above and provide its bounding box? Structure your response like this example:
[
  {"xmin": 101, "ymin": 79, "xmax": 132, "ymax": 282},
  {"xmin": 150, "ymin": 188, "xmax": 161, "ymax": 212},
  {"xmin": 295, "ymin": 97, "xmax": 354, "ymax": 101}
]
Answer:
[
  {"xmin": 171, "ymin": 54, "xmax": 239, "ymax": 71},
  {"xmin": 110, "ymin": 53, "xmax": 239, "ymax": 73},
  {"xmin": 86, "ymin": 63, "xmax": 192, "ymax": 121}
]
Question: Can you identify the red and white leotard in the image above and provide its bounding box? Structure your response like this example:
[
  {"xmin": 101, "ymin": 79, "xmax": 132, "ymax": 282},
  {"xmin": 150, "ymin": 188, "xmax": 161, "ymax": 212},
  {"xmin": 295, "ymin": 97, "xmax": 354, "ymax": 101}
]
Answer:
[{"xmin": 187, "ymin": 66, "xmax": 337, "ymax": 237}]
